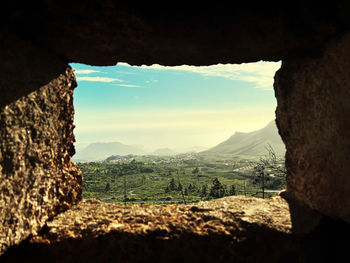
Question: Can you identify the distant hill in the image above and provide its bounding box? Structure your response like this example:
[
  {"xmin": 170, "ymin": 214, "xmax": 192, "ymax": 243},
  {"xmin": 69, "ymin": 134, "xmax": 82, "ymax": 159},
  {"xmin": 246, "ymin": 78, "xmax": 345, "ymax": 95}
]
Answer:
[
  {"xmin": 151, "ymin": 148, "xmax": 177, "ymax": 156},
  {"xmin": 73, "ymin": 142, "xmax": 145, "ymax": 161},
  {"xmin": 202, "ymin": 120, "xmax": 285, "ymax": 156},
  {"xmin": 183, "ymin": 146, "xmax": 209, "ymax": 153}
]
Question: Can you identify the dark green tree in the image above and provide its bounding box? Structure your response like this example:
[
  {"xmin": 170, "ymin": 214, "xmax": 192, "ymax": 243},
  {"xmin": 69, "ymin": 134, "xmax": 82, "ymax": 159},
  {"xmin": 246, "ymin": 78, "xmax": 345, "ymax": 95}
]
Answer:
[
  {"xmin": 184, "ymin": 187, "xmax": 188, "ymax": 196},
  {"xmin": 229, "ymin": 184, "xmax": 236, "ymax": 196},
  {"xmin": 200, "ymin": 184, "xmax": 208, "ymax": 200},
  {"xmin": 104, "ymin": 182, "xmax": 111, "ymax": 192},
  {"xmin": 209, "ymin": 178, "xmax": 226, "ymax": 198},
  {"xmin": 192, "ymin": 167, "xmax": 199, "ymax": 174},
  {"xmin": 188, "ymin": 183, "xmax": 193, "ymax": 191},
  {"xmin": 177, "ymin": 182, "xmax": 183, "ymax": 192},
  {"xmin": 169, "ymin": 178, "xmax": 177, "ymax": 191}
]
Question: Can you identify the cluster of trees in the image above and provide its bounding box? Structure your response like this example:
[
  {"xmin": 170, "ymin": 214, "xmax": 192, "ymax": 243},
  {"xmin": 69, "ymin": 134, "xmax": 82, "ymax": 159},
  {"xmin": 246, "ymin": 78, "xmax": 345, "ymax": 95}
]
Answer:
[
  {"xmin": 83, "ymin": 160, "xmax": 154, "ymax": 178},
  {"xmin": 208, "ymin": 178, "xmax": 236, "ymax": 198},
  {"xmin": 165, "ymin": 177, "xmax": 236, "ymax": 200}
]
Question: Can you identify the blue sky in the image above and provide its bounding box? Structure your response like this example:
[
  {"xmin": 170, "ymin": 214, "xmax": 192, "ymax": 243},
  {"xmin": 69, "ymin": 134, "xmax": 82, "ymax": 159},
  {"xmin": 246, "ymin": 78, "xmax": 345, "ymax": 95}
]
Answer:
[{"xmin": 70, "ymin": 61, "xmax": 281, "ymax": 151}]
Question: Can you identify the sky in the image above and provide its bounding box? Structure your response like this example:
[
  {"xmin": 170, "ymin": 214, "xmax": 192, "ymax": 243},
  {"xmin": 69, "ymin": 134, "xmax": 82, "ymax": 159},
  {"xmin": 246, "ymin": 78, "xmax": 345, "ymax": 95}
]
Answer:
[{"xmin": 70, "ymin": 61, "xmax": 281, "ymax": 152}]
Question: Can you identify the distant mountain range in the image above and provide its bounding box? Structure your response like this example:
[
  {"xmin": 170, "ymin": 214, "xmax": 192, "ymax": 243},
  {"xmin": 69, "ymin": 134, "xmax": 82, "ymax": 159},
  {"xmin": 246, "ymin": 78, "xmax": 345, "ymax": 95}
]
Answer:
[
  {"xmin": 151, "ymin": 148, "xmax": 177, "ymax": 156},
  {"xmin": 185, "ymin": 146, "xmax": 209, "ymax": 153},
  {"xmin": 202, "ymin": 120, "xmax": 285, "ymax": 156},
  {"xmin": 152, "ymin": 146, "xmax": 209, "ymax": 155},
  {"xmin": 73, "ymin": 120, "xmax": 285, "ymax": 161},
  {"xmin": 73, "ymin": 142, "xmax": 145, "ymax": 161},
  {"xmin": 73, "ymin": 143, "xmax": 208, "ymax": 161}
]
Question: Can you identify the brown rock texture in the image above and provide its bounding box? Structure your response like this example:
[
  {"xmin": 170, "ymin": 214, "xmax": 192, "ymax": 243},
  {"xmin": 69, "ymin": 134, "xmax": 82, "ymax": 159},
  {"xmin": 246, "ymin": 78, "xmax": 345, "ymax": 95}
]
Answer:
[
  {"xmin": 0, "ymin": 67, "xmax": 82, "ymax": 254},
  {"xmin": 1, "ymin": 196, "xmax": 303, "ymax": 263},
  {"xmin": 1, "ymin": 1, "xmax": 350, "ymax": 259},
  {"xmin": 275, "ymin": 31, "xmax": 350, "ymax": 222},
  {"xmin": 3, "ymin": 1, "xmax": 350, "ymax": 66}
]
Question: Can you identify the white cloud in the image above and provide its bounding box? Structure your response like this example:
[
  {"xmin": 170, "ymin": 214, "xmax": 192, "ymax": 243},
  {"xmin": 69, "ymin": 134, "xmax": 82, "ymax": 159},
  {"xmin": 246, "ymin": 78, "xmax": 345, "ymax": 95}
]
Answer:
[
  {"xmin": 115, "ymin": 70, "xmax": 135, "ymax": 75},
  {"xmin": 76, "ymin": 76, "xmax": 124, "ymax": 82},
  {"xmin": 118, "ymin": 61, "xmax": 280, "ymax": 90},
  {"xmin": 113, "ymin": 84, "xmax": 141, "ymax": 88},
  {"xmin": 74, "ymin": 69, "xmax": 100, "ymax": 74},
  {"xmin": 145, "ymin": 80, "xmax": 158, "ymax": 84}
]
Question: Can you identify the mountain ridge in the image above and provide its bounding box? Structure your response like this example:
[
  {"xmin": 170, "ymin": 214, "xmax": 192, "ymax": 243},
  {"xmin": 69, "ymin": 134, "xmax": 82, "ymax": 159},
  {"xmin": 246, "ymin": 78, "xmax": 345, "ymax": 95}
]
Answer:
[
  {"xmin": 202, "ymin": 120, "xmax": 285, "ymax": 156},
  {"xmin": 73, "ymin": 121, "xmax": 285, "ymax": 161},
  {"xmin": 73, "ymin": 142, "xmax": 145, "ymax": 161},
  {"xmin": 151, "ymin": 148, "xmax": 177, "ymax": 156}
]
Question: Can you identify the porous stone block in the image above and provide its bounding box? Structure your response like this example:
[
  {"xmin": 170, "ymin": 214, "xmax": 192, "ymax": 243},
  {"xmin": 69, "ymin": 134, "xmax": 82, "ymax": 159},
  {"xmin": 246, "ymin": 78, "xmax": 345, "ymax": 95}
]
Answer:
[
  {"xmin": 1, "ymin": 196, "xmax": 300, "ymax": 263},
  {"xmin": 275, "ymin": 32, "xmax": 350, "ymax": 223},
  {"xmin": 0, "ymin": 67, "xmax": 82, "ymax": 254}
]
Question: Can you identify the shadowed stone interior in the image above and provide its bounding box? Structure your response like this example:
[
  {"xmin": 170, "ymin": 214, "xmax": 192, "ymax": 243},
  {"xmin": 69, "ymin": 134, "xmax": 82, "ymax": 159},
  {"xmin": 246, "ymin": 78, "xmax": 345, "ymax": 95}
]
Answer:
[{"xmin": 1, "ymin": 1, "xmax": 350, "ymax": 261}]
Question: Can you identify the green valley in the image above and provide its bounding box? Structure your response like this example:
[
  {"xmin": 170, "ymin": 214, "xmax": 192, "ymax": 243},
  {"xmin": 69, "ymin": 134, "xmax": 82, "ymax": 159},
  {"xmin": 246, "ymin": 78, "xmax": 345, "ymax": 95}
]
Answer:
[{"xmin": 79, "ymin": 150, "xmax": 285, "ymax": 204}]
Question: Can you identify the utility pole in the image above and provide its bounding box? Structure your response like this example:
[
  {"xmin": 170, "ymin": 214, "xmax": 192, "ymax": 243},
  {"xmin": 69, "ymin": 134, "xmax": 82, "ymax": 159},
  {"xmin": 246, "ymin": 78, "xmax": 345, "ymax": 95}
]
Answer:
[
  {"xmin": 243, "ymin": 181, "xmax": 247, "ymax": 197},
  {"xmin": 261, "ymin": 169, "xmax": 265, "ymax": 199},
  {"xmin": 123, "ymin": 174, "xmax": 127, "ymax": 205}
]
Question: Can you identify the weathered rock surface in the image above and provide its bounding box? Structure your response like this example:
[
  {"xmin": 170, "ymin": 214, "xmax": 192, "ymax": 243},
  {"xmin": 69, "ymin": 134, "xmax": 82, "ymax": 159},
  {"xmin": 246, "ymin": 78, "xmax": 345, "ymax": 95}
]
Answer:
[
  {"xmin": 2, "ymin": 196, "xmax": 350, "ymax": 262},
  {"xmin": 1, "ymin": 196, "xmax": 303, "ymax": 263},
  {"xmin": 3, "ymin": 2, "xmax": 350, "ymax": 66},
  {"xmin": 1, "ymin": 1, "xmax": 350, "ymax": 260},
  {"xmin": 0, "ymin": 67, "xmax": 82, "ymax": 254},
  {"xmin": 275, "ymin": 31, "xmax": 350, "ymax": 223}
]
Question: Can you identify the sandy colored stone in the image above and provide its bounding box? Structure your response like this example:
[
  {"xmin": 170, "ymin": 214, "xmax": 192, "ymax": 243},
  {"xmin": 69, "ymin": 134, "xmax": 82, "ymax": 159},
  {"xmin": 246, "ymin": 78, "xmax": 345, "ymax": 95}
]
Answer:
[
  {"xmin": 0, "ymin": 67, "xmax": 82, "ymax": 254},
  {"xmin": 31, "ymin": 195, "xmax": 292, "ymax": 243},
  {"xmin": 1, "ymin": 2, "xmax": 350, "ymax": 260},
  {"xmin": 1, "ymin": 195, "xmax": 301, "ymax": 263}
]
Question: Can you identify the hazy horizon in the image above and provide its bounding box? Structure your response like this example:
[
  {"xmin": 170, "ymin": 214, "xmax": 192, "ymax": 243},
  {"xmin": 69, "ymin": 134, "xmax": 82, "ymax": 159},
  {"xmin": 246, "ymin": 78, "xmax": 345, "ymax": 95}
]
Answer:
[
  {"xmin": 73, "ymin": 118, "xmax": 276, "ymax": 153},
  {"xmin": 71, "ymin": 61, "xmax": 281, "ymax": 152}
]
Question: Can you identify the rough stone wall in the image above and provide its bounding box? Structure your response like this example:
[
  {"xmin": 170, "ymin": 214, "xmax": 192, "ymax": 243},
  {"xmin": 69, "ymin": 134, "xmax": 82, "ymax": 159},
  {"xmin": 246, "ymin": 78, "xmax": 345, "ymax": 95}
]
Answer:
[
  {"xmin": 1, "ymin": 1, "xmax": 350, "ymax": 259},
  {"xmin": 275, "ymin": 32, "xmax": 350, "ymax": 222},
  {"xmin": 1, "ymin": 196, "xmax": 303, "ymax": 263},
  {"xmin": 0, "ymin": 67, "xmax": 82, "ymax": 254},
  {"xmin": 3, "ymin": 196, "xmax": 348, "ymax": 263},
  {"xmin": 3, "ymin": 1, "xmax": 350, "ymax": 66}
]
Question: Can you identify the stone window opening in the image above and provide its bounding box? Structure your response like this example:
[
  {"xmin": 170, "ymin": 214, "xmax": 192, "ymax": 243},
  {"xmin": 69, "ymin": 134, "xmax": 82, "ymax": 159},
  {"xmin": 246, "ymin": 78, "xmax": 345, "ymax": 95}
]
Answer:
[
  {"xmin": 2, "ymin": 3, "xmax": 350, "ymax": 260},
  {"xmin": 70, "ymin": 61, "xmax": 285, "ymax": 206}
]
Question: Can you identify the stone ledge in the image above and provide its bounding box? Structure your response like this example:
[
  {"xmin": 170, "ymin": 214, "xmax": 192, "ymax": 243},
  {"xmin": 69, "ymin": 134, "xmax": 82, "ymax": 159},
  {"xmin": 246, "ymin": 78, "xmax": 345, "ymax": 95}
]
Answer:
[
  {"xmin": 1, "ymin": 195, "xmax": 305, "ymax": 263},
  {"xmin": 32, "ymin": 194, "xmax": 293, "ymax": 241}
]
